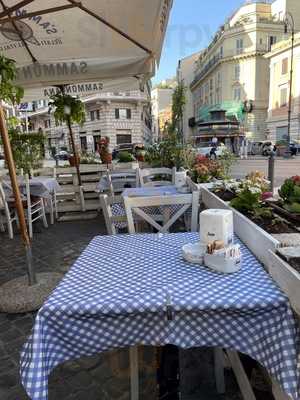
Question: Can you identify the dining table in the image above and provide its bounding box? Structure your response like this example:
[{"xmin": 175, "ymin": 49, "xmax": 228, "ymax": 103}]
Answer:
[
  {"xmin": 20, "ymin": 232, "xmax": 300, "ymax": 400},
  {"xmin": 2, "ymin": 176, "xmax": 60, "ymax": 198}
]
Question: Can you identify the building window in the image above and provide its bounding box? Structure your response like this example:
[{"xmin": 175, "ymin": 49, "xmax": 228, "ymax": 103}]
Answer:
[
  {"xmin": 282, "ymin": 58, "xmax": 288, "ymax": 75},
  {"xmin": 116, "ymin": 133, "xmax": 132, "ymax": 145},
  {"xmin": 234, "ymin": 64, "xmax": 240, "ymax": 80},
  {"xmin": 115, "ymin": 108, "xmax": 131, "ymax": 119},
  {"xmin": 210, "ymin": 93, "xmax": 213, "ymax": 105},
  {"xmin": 268, "ymin": 36, "xmax": 277, "ymax": 51},
  {"xmin": 220, "ymin": 46, "xmax": 223, "ymax": 58},
  {"xmin": 210, "ymin": 79, "xmax": 213, "ymax": 90},
  {"xmin": 234, "ymin": 87, "xmax": 241, "ymax": 101},
  {"xmin": 93, "ymin": 131, "xmax": 101, "ymax": 152},
  {"xmin": 44, "ymin": 119, "xmax": 51, "ymax": 129},
  {"xmin": 236, "ymin": 38, "xmax": 243, "ymax": 55},
  {"xmin": 80, "ymin": 135, "xmax": 87, "ymax": 152},
  {"xmin": 90, "ymin": 110, "xmax": 100, "ymax": 121},
  {"xmin": 280, "ymin": 87, "xmax": 288, "ymax": 107}
]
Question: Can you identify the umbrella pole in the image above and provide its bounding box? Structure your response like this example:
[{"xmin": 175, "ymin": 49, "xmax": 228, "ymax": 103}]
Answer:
[
  {"xmin": 0, "ymin": 104, "xmax": 36, "ymax": 286},
  {"xmin": 66, "ymin": 116, "xmax": 82, "ymax": 186}
]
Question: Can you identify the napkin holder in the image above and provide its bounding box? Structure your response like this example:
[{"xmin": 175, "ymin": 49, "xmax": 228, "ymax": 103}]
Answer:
[
  {"xmin": 200, "ymin": 209, "xmax": 234, "ymax": 246},
  {"xmin": 175, "ymin": 170, "xmax": 187, "ymax": 188},
  {"xmin": 204, "ymin": 244, "xmax": 241, "ymax": 274}
]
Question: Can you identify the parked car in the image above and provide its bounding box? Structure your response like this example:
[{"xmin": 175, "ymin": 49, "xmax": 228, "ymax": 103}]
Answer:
[
  {"xmin": 54, "ymin": 150, "xmax": 70, "ymax": 161},
  {"xmin": 250, "ymin": 141, "xmax": 274, "ymax": 156},
  {"xmin": 196, "ymin": 144, "xmax": 228, "ymax": 158}
]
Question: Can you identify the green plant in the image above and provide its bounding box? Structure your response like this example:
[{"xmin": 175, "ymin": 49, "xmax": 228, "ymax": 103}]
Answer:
[
  {"xmin": 279, "ymin": 176, "xmax": 300, "ymax": 213},
  {"xmin": 6, "ymin": 130, "xmax": 45, "ymax": 174},
  {"xmin": 117, "ymin": 151, "xmax": 135, "ymax": 163},
  {"xmin": 190, "ymin": 155, "xmax": 225, "ymax": 183},
  {"xmin": 230, "ymin": 171, "xmax": 272, "ymax": 219},
  {"xmin": 0, "ymin": 56, "xmax": 24, "ymax": 104},
  {"xmin": 80, "ymin": 154, "xmax": 101, "ymax": 165},
  {"xmin": 171, "ymin": 81, "xmax": 186, "ymax": 139},
  {"xmin": 49, "ymin": 93, "xmax": 85, "ymax": 126},
  {"xmin": 218, "ymin": 149, "xmax": 237, "ymax": 178}
]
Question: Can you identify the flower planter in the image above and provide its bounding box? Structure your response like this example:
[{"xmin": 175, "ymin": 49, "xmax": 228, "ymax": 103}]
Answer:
[
  {"xmin": 268, "ymin": 250, "xmax": 300, "ymax": 316},
  {"xmin": 201, "ymin": 187, "xmax": 280, "ymax": 267}
]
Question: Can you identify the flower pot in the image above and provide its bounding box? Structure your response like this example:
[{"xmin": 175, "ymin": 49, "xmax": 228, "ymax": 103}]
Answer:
[
  {"xmin": 69, "ymin": 155, "xmax": 80, "ymax": 167},
  {"xmin": 276, "ymin": 145, "xmax": 287, "ymax": 157},
  {"xmin": 101, "ymin": 153, "xmax": 112, "ymax": 164}
]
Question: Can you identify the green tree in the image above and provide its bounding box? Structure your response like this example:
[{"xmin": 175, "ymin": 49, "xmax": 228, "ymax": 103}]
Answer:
[{"xmin": 171, "ymin": 81, "xmax": 186, "ymax": 140}]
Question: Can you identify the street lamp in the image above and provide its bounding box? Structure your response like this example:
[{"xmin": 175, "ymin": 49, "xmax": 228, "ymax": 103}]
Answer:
[{"xmin": 283, "ymin": 12, "xmax": 295, "ymax": 157}]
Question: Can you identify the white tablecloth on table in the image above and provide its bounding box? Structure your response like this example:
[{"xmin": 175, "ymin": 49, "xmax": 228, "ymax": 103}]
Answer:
[
  {"xmin": 3, "ymin": 177, "xmax": 60, "ymax": 198},
  {"xmin": 96, "ymin": 172, "xmax": 137, "ymax": 193},
  {"xmin": 20, "ymin": 232, "xmax": 300, "ymax": 400}
]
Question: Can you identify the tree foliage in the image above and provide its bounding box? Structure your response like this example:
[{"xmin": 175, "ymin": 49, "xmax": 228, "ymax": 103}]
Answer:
[
  {"xmin": 49, "ymin": 92, "xmax": 85, "ymax": 126},
  {"xmin": 0, "ymin": 55, "xmax": 24, "ymax": 104},
  {"xmin": 171, "ymin": 81, "xmax": 186, "ymax": 139}
]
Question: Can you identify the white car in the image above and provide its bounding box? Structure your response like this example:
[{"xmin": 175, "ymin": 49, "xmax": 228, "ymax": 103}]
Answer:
[{"xmin": 196, "ymin": 145, "xmax": 227, "ymax": 158}]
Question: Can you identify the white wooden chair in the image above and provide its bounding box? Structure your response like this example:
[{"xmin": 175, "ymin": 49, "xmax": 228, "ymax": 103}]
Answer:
[
  {"xmin": 0, "ymin": 181, "xmax": 19, "ymax": 239},
  {"xmin": 24, "ymin": 174, "xmax": 48, "ymax": 238},
  {"xmin": 100, "ymin": 194, "xmax": 128, "ymax": 235},
  {"xmin": 106, "ymin": 168, "xmax": 140, "ymax": 196},
  {"xmin": 138, "ymin": 167, "xmax": 176, "ymax": 187},
  {"xmin": 31, "ymin": 167, "xmax": 59, "ymax": 224},
  {"xmin": 124, "ymin": 191, "xmax": 200, "ymax": 234}
]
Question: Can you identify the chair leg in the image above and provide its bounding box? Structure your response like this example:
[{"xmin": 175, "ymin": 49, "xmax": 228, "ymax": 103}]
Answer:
[
  {"xmin": 0, "ymin": 212, "xmax": 5, "ymax": 232},
  {"xmin": 41, "ymin": 199, "xmax": 48, "ymax": 228},
  {"xmin": 28, "ymin": 207, "xmax": 33, "ymax": 239},
  {"xmin": 7, "ymin": 218, "xmax": 14, "ymax": 239},
  {"xmin": 49, "ymin": 198, "xmax": 54, "ymax": 225},
  {"xmin": 54, "ymin": 192, "xmax": 59, "ymax": 219}
]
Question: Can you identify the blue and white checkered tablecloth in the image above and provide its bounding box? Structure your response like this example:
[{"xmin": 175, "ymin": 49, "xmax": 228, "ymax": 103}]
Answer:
[{"xmin": 20, "ymin": 233, "xmax": 300, "ymax": 400}]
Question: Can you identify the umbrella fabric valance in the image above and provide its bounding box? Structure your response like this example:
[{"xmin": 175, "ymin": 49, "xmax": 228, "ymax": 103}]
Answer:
[{"xmin": 0, "ymin": 0, "xmax": 172, "ymax": 93}]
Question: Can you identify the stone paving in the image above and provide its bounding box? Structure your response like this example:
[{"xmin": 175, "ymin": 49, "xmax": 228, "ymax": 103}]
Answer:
[{"xmin": 0, "ymin": 217, "xmax": 274, "ymax": 400}]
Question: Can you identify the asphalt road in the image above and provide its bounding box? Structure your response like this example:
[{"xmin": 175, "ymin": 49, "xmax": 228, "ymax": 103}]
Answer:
[{"xmin": 230, "ymin": 157, "xmax": 300, "ymax": 186}]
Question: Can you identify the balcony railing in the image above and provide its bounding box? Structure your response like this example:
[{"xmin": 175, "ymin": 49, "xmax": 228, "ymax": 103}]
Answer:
[{"xmin": 191, "ymin": 45, "xmax": 268, "ymax": 88}]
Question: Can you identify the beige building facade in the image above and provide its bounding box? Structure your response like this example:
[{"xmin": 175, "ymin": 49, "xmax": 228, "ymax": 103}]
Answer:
[
  {"xmin": 25, "ymin": 91, "xmax": 152, "ymax": 157},
  {"xmin": 190, "ymin": 0, "xmax": 300, "ymax": 144},
  {"xmin": 177, "ymin": 51, "xmax": 203, "ymax": 142},
  {"xmin": 151, "ymin": 87, "xmax": 174, "ymax": 141},
  {"xmin": 266, "ymin": 33, "xmax": 300, "ymax": 143}
]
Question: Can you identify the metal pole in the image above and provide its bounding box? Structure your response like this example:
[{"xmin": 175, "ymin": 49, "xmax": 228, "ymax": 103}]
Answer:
[
  {"xmin": 0, "ymin": 104, "xmax": 37, "ymax": 285},
  {"xmin": 66, "ymin": 115, "xmax": 82, "ymax": 186},
  {"xmin": 268, "ymin": 152, "xmax": 275, "ymax": 194}
]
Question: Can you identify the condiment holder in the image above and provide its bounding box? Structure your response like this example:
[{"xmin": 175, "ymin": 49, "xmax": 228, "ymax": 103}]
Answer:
[{"xmin": 182, "ymin": 209, "xmax": 241, "ymax": 274}]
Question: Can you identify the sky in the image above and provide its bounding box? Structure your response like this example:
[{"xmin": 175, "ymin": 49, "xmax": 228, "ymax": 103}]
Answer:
[{"xmin": 153, "ymin": 0, "xmax": 246, "ymax": 83}]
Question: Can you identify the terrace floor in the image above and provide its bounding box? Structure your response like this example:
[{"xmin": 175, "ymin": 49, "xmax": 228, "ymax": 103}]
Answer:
[{"xmin": 0, "ymin": 217, "xmax": 274, "ymax": 400}]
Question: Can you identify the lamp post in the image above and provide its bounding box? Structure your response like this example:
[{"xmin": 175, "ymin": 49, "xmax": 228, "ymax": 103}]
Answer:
[{"xmin": 284, "ymin": 12, "xmax": 295, "ymax": 157}]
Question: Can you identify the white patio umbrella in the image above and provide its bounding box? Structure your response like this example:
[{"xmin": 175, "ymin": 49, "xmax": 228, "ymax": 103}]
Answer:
[{"xmin": 0, "ymin": 0, "xmax": 172, "ymax": 312}]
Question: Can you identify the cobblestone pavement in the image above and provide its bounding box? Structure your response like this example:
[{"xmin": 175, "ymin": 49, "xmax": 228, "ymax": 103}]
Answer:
[{"xmin": 0, "ymin": 217, "xmax": 273, "ymax": 400}]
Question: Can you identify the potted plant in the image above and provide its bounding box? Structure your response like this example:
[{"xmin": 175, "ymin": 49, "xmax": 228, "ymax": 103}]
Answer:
[
  {"xmin": 49, "ymin": 92, "xmax": 85, "ymax": 185},
  {"xmin": 190, "ymin": 155, "xmax": 225, "ymax": 184},
  {"xmin": 117, "ymin": 151, "xmax": 135, "ymax": 163},
  {"xmin": 98, "ymin": 137, "xmax": 112, "ymax": 164}
]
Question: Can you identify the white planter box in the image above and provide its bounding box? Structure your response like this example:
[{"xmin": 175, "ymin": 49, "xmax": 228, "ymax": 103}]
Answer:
[
  {"xmin": 201, "ymin": 187, "xmax": 280, "ymax": 268},
  {"xmin": 268, "ymin": 250, "xmax": 300, "ymax": 316}
]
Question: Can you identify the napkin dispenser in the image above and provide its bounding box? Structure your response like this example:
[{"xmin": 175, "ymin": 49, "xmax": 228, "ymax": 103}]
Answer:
[
  {"xmin": 175, "ymin": 170, "xmax": 187, "ymax": 188},
  {"xmin": 200, "ymin": 209, "xmax": 234, "ymax": 246}
]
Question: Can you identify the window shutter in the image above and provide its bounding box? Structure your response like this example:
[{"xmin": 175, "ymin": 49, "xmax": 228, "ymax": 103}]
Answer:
[
  {"xmin": 115, "ymin": 109, "xmax": 119, "ymax": 119},
  {"xmin": 127, "ymin": 109, "xmax": 131, "ymax": 119}
]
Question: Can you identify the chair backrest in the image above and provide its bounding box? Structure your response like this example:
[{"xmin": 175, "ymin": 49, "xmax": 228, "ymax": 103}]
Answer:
[
  {"xmin": 124, "ymin": 191, "xmax": 199, "ymax": 234},
  {"xmin": 24, "ymin": 174, "xmax": 32, "ymax": 209},
  {"xmin": 138, "ymin": 167, "xmax": 176, "ymax": 187},
  {"xmin": 100, "ymin": 194, "xmax": 127, "ymax": 235},
  {"xmin": 106, "ymin": 168, "xmax": 140, "ymax": 196}
]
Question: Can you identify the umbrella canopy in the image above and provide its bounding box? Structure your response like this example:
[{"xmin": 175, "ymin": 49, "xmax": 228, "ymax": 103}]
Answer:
[
  {"xmin": 0, "ymin": 0, "xmax": 172, "ymax": 95},
  {"xmin": 0, "ymin": 0, "xmax": 172, "ymax": 287}
]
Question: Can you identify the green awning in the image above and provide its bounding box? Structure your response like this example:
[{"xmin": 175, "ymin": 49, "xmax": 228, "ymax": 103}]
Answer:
[{"xmin": 198, "ymin": 101, "xmax": 245, "ymax": 123}]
